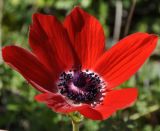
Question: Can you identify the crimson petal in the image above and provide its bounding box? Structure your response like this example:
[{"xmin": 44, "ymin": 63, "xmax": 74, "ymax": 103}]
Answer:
[
  {"xmin": 36, "ymin": 92, "xmax": 105, "ymax": 120},
  {"xmin": 35, "ymin": 93, "xmax": 89, "ymax": 113},
  {"xmin": 79, "ymin": 88, "xmax": 138, "ymax": 120},
  {"xmin": 94, "ymin": 33, "xmax": 158, "ymax": 89},
  {"xmin": 35, "ymin": 88, "xmax": 137, "ymax": 120},
  {"xmin": 103, "ymin": 88, "xmax": 138, "ymax": 109},
  {"xmin": 64, "ymin": 7, "xmax": 105, "ymax": 69},
  {"xmin": 2, "ymin": 46, "xmax": 56, "ymax": 93},
  {"xmin": 30, "ymin": 13, "xmax": 80, "ymax": 73},
  {"xmin": 78, "ymin": 106, "xmax": 104, "ymax": 120}
]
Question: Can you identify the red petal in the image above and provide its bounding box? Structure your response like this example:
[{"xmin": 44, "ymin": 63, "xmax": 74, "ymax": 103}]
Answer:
[
  {"xmin": 35, "ymin": 92, "xmax": 114, "ymax": 120},
  {"xmin": 103, "ymin": 88, "xmax": 138, "ymax": 109},
  {"xmin": 64, "ymin": 7, "xmax": 105, "ymax": 69},
  {"xmin": 78, "ymin": 106, "xmax": 103, "ymax": 120},
  {"xmin": 94, "ymin": 33, "xmax": 158, "ymax": 89},
  {"xmin": 29, "ymin": 13, "xmax": 80, "ymax": 72},
  {"xmin": 35, "ymin": 93, "xmax": 89, "ymax": 113},
  {"xmin": 94, "ymin": 106, "xmax": 116, "ymax": 120},
  {"xmin": 35, "ymin": 88, "xmax": 137, "ymax": 120},
  {"xmin": 2, "ymin": 45, "xmax": 56, "ymax": 93},
  {"xmin": 80, "ymin": 88, "xmax": 138, "ymax": 120},
  {"xmin": 78, "ymin": 104, "xmax": 117, "ymax": 120}
]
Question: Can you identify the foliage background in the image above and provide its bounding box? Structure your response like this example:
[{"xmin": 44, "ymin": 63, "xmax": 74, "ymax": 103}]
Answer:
[{"xmin": 0, "ymin": 0, "xmax": 160, "ymax": 131}]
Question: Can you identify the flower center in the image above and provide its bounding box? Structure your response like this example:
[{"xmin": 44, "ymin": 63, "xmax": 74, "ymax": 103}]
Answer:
[{"xmin": 57, "ymin": 69, "xmax": 106, "ymax": 106}]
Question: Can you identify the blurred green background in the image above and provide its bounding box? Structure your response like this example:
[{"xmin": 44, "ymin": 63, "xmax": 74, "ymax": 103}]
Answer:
[{"xmin": 0, "ymin": 0, "xmax": 160, "ymax": 131}]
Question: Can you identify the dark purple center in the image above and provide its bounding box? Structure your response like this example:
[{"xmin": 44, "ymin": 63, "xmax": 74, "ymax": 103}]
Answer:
[{"xmin": 57, "ymin": 69, "xmax": 105, "ymax": 105}]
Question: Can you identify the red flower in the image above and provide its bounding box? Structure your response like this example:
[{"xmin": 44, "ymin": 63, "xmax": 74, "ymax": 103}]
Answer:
[{"xmin": 2, "ymin": 7, "xmax": 158, "ymax": 120}]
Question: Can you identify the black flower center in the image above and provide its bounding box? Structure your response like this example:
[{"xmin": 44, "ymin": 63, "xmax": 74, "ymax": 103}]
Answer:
[{"xmin": 57, "ymin": 69, "xmax": 106, "ymax": 106}]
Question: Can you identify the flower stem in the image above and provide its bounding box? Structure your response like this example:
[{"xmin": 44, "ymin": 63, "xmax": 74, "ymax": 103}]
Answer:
[
  {"xmin": 69, "ymin": 112, "xmax": 84, "ymax": 131},
  {"xmin": 72, "ymin": 120, "xmax": 80, "ymax": 131}
]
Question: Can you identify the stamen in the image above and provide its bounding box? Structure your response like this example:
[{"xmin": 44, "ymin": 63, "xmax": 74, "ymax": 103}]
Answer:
[{"xmin": 57, "ymin": 69, "xmax": 106, "ymax": 106}]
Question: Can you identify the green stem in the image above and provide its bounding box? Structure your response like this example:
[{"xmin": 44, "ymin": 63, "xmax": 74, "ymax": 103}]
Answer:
[
  {"xmin": 69, "ymin": 112, "xmax": 84, "ymax": 131},
  {"xmin": 72, "ymin": 120, "xmax": 80, "ymax": 131}
]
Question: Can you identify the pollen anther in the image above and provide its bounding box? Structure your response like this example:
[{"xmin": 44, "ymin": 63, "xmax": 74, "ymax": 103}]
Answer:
[{"xmin": 57, "ymin": 69, "xmax": 106, "ymax": 106}]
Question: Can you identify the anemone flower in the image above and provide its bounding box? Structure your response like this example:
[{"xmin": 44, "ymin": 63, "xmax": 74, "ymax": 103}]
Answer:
[{"xmin": 2, "ymin": 7, "xmax": 158, "ymax": 122}]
